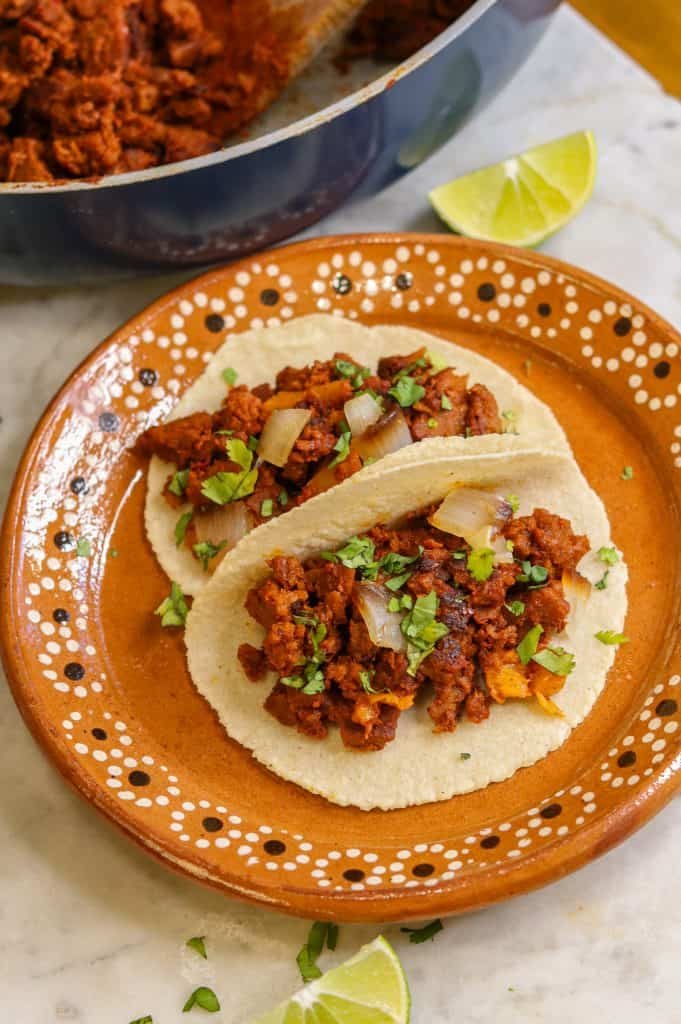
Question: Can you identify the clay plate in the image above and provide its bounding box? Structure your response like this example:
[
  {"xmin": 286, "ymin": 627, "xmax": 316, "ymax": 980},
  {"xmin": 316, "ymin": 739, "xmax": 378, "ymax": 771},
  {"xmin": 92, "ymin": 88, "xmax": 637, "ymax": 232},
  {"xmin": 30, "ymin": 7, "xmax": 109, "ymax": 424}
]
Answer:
[{"xmin": 3, "ymin": 234, "xmax": 681, "ymax": 923}]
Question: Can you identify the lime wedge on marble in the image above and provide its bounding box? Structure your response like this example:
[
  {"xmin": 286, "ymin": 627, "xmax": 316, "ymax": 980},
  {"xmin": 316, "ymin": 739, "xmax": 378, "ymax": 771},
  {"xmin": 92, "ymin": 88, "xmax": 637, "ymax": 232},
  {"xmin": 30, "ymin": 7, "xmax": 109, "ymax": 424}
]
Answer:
[
  {"xmin": 429, "ymin": 130, "xmax": 597, "ymax": 247},
  {"xmin": 252, "ymin": 936, "xmax": 411, "ymax": 1024}
]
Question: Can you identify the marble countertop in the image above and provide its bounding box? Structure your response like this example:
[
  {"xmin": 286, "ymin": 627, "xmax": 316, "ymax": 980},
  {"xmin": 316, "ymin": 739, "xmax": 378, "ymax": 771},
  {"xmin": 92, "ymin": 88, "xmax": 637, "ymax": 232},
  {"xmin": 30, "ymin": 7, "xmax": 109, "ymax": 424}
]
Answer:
[{"xmin": 1, "ymin": 7, "xmax": 680, "ymax": 1023}]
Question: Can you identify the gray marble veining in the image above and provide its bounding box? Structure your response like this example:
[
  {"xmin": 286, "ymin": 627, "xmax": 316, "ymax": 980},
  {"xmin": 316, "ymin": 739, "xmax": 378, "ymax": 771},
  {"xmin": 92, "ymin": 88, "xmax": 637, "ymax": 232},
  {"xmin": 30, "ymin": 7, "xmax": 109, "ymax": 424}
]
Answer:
[{"xmin": 1, "ymin": 7, "xmax": 680, "ymax": 1022}]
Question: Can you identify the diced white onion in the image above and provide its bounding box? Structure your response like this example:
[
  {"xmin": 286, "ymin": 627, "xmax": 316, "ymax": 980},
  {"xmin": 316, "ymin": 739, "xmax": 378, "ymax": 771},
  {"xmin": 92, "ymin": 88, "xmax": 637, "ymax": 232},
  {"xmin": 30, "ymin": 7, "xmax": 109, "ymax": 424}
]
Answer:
[
  {"xmin": 353, "ymin": 408, "xmax": 413, "ymax": 463},
  {"xmin": 258, "ymin": 408, "xmax": 311, "ymax": 467},
  {"xmin": 429, "ymin": 486, "xmax": 508, "ymax": 548},
  {"xmin": 195, "ymin": 501, "xmax": 253, "ymax": 569},
  {"xmin": 344, "ymin": 392, "xmax": 383, "ymax": 437},
  {"xmin": 355, "ymin": 582, "xmax": 406, "ymax": 652}
]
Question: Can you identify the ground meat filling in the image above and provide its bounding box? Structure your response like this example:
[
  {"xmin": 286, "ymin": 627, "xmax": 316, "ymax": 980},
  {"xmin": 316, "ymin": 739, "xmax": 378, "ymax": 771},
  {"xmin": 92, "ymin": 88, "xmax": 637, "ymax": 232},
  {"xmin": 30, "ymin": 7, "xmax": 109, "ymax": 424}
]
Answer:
[
  {"xmin": 137, "ymin": 348, "xmax": 506, "ymax": 571},
  {"xmin": 238, "ymin": 507, "xmax": 589, "ymax": 751}
]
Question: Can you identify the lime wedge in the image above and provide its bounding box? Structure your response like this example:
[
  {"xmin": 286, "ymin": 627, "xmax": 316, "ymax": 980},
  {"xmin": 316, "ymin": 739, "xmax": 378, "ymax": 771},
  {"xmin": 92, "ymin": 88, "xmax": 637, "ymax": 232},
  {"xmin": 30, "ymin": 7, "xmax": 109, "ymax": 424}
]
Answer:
[
  {"xmin": 252, "ymin": 936, "xmax": 411, "ymax": 1024},
  {"xmin": 429, "ymin": 130, "xmax": 597, "ymax": 247}
]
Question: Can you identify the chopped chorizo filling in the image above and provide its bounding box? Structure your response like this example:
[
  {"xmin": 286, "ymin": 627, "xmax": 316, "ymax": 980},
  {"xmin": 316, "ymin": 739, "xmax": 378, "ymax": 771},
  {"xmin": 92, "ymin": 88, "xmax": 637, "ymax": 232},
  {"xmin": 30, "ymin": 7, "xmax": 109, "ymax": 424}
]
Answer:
[
  {"xmin": 137, "ymin": 348, "xmax": 505, "ymax": 571},
  {"xmin": 237, "ymin": 503, "xmax": 589, "ymax": 751}
]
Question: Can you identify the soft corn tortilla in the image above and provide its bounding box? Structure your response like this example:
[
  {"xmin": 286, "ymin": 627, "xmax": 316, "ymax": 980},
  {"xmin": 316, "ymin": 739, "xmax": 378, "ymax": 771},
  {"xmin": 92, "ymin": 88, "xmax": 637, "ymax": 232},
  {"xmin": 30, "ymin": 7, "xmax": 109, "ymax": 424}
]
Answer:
[
  {"xmin": 146, "ymin": 314, "xmax": 569, "ymax": 594},
  {"xmin": 185, "ymin": 442, "xmax": 627, "ymax": 810}
]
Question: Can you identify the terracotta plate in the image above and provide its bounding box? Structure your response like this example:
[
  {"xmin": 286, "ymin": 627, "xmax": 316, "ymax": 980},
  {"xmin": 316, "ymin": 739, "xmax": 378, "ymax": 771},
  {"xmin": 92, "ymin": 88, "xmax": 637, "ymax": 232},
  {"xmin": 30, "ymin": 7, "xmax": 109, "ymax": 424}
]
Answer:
[{"xmin": 3, "ymin": 235, "xmax": 681, "ymax": 923}]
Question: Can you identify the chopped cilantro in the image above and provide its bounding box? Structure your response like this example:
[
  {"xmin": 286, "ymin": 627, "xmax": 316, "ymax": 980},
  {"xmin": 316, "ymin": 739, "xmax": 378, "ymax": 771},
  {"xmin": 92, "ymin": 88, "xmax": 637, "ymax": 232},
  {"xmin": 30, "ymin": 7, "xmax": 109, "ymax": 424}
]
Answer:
[
  {"xmin": 201, "ymin": 439, "xmax": 258, "ymax": 505},
  {"xmin": 621, "ymin": 465, "xmax": 634, "ymax": 480},
  {"xmin": 427, "ymin": 417, "xmax": 438, "ymax": 429},
  {"xmin": 517, "ymin": 624, "xmax": 543, "ymax": 665},
  {"xmin": 108, "ymin": 548, "xmax": 118, "ymax": 559},
  {"xmin": 330, "ymin": 428, "xmax": 352, "ymax": 467},
  {"xmin": 385, "ymin": 571, "xmax": 412, "ymax": 591},
  {"xmin": 426, "ymin": 350, "xmax": 449, "ymax": 373},
  {"xmin": 247, "ymin": 434, "xmax": 259, "ymax": 451},
  {"xmin": 260, "ymin": 498, "xmax": 274, "ymax": 518},
  {"xmin": 76, "ymin": 537, "xmax": 91, "ymax": 558},
  {"xmin": 401, "ymin": 591, "xmax": 449, "ymax": 676},
  {"xmin": 129, "ymin": 1017, "xmax": 153, "ymax": 1024},
  {"xmin": 174, "ymin": 510, "xmax": 192, "ymax": 547},
  {"xmin": 505, "ymin": 600, "xmax": 525, "ymax": 616},
  {"xmin": 359, "ymin": 669, "xmax": 379, "ymax": 693},
  {"xmin": 379, "ymin": 549, "xmax": 421, "ymax": 576},
  {"xmin": 452, "ymin": 550, "xmax": 467, "ymax": 560},
  {"xmin": 182, "ymin": 986, "xmax": 220, "ymax": 1013},
  {"xmin": 502, "ymin": 409, "xmax": 518, "ymax": 434},
  {"xmin": 168, "ymin": 468, "xmax": 189, "ymax": 497},
  {"xmin": 460, "ymin": 752, "xmax": 471, "ymax": 761},
  {"xmin": 388, "ymin": 597, "xmax": 401, "ymax": 613},
  {"xmin": 595, "ymin": 630, "xmax": 629, "ymax": 645},
  {"xmin": 335, "ymin": 358, "xmax": 370, "ymax": 389},
  {"xmin": 533, "ymin": 646, "xmax": 576, "ymax": 675},
  {"xmin": 193, "ymin": 540, "xmax": 227, "ymax": 571},
  {"xmin": 505, "ymin": 493, "xmax": 520, "ymax": 514},
  {"xmin": 467, "ymin": 547, "xmax": 495, "ymax": 582},
  {"xmin": 221, "ymin": 367, "xmax": 237, "ymax": 386},
  {"xmin": 506, "ymin": 539, "xmax": 515, "ymax": 552},
  {"xmin": 597, "ymin": 546, "xmax": 619, "ymax": 566},
  {"xmin": 517, "ymin": 560, "xmax": 549, "ymax": 587},
  {"xmin": 440, "ymin": 394, "xmax": 453, "ymax": 411},
  {"xmin": 595, "ymin": 571, "xmax": 609, "ymax": 591},
  {"xmin": 296, "ymin": 921, "xmax": 338, "ymax": 982},
  {"xmin": 400, "ymin": 919, "xmax": 443, "ymax": 944},
  {"xmin": 155, "ymin": 581, "xmax": 188, "ymax": 628},
  {"xmin": 282, "ymin": 618, "xmax": 327, "ymax": 694},
  {"xmin": 277, "ymin": 489, "xmax": 289, "ymax": 507},
  {"xmin": 332, "ymin": 536, "xmax": 376, "ymax": 573},
  {"xmin": 388, "ymin": 375, "xmax": 426, "ymax": 408},
  {"xmin": 186, "ymin": 936, "xmax": 207, "ymax": 959}
]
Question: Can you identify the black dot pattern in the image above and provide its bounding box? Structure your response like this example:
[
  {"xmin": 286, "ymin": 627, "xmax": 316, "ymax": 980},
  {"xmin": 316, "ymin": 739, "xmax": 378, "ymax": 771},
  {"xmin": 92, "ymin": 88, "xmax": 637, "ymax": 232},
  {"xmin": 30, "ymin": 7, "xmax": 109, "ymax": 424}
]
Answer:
[
  {"xmin": 53, "ymin": 608, "xmax": 70, "ymax": 624},
  {"xmin": 264, "ymin": 839, "xmax": 286, "ymax": 856},
  {"xmin": 54, "ymin": 531, "xmax": 75, "ymax": 551},
  {"xmin": 260, "ymin": 288, "xmax": 280, "ymax": 307},
  {"xmin": 343, "ymin": 868, "xmax": 365, "ymax": 882},
  {"xmin": 138, "ymin": 368, "xmax": 157, "ymax": 386},
  {"xmin": 477, "ymin": 282, "xmax": 496, "ymax": 302},
  {"xmin": 99, "ymin": 411, "xmax": 119, "ymax": 432},
  {"xmin": 129, "ymin": 770, "xmax": 150, "ymax": 787},
  {"xmin": 333, "ymin": 274, "xmax": 352, "ymax": 295},
  {"xmin": 91, "ymin": 727, "xmax": 107, "ymax": 740},
  {"xmin": 64, "ymin": 662, "xmax": 85, "ymax": 681},
  {"xmin": 480, "ymin": 835, "xmax": 500, "ymax": 850},
  {"xmin": 70, "ymin": 476, "xmax": 87, "ymax": 495},
  {"xmin": 654, "ymin": 361, "xmax": 670, "ymax": 379},
  {"xmin": 205, "ymin": 313, "xmax": 225, "ymax": 333},
  {"xmin": 537, "ymin": 302, "xmax": 552, "ymax": 317},
  {"xmin": 412, "ymin": 862, "xmax": 434, "ymax": 877},
  {"xmin": 395, "ymin": 272, "xmax": 413, "ymax": 291},
  {"xmin": 618, "ymin": 750, "xmax": 637, "ymax": 768},
  {"xmin": 656, "ymin": 698, "xmax": 678, "ymax": 717},
  {"xmin": 540, "ymin": 803, "xmax": 562, "ymax": 819},
  {"xmin": 202, "ymin": 817, "xmax": 223, "ymax": 833},
  {"xmin": 613, "ymin": 316, "xmax": 632, "ymax": 337}
]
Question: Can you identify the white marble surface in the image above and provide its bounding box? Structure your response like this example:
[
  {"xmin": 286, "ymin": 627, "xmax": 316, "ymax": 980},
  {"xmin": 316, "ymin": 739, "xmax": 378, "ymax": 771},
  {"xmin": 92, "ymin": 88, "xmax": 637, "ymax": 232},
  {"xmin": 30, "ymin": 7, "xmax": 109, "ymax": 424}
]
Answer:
[{"xmin": 1, "ymin": 7, "xmax": 681, "ymax": 1022}]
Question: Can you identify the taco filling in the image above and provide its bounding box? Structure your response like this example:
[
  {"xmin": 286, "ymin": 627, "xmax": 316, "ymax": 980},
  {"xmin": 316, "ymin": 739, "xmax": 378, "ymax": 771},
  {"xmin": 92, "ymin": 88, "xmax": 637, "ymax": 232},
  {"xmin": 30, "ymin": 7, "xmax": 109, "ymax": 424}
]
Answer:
[
  {"xmin": 237, "ymin": 490, "xmax": 590, "ymax": 752},
  {"xmin": 137, "ymin": 348, "xmax": 503, "ymax": 572}
]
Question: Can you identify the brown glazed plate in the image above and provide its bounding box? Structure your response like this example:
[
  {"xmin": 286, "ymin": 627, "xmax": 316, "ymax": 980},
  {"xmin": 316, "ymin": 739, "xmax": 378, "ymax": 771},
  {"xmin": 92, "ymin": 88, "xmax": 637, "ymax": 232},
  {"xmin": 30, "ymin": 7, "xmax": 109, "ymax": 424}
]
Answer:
[{"xmin": 2, "ymin": 234, "xmax": 681, "ymax": 923}]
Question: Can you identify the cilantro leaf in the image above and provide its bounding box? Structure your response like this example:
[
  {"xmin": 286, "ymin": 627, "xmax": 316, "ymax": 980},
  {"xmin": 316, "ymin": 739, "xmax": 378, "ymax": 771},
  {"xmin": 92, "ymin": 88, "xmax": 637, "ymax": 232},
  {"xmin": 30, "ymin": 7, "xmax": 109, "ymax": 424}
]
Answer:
[
  {"xmin": 597, "ymin": 546, "xmax": 619, "ymax": 566},
  {"xmin": 401, "ymin": 591, "xmax": 449, "ymax": 677},
  {"xmin": 296, "ymin": 921, "xmax": 337, "ymax": 983},
  {"xmin": 467, "ymin": 547, "xmax": 495, "ymax": 582},
  {"xmin": 333, "ymin": 536, "xmax": 376, "ymax": 572},
  {"xmin": 168, "ymin": 468, "xmax": 189, "ymax": 497},
  {"xmin": 452, "ymin": 550, "xmax": 467, "ymax": 560},
  {"xmin": 330, "ymin": 429, "xmax": 352, "ymax": 467},
  {"xmin": 621, "ymin": 466, "xmax": 634, "ymax": 480},
  {"xmin": 401, "ymin": 919, "xmax": 443, "ymax": 944},
  {"xmin": 129, "ymin": 1017, "xmax": 153, "ymax": 1024},
  {"xmin": 225, "ymin": 438, "xmax": 253, "ymax": 471},
  {"xmin": 427, "ymin": 417, "xmax": 438, "ymax": 429},
  {"xmin": 335, "ymin": 358, "xmax": 370, "ymax": 389},
  {"xmin": 460, "ymin": 752, "xmax": 471, "ymax": 761},
  {"xmin": 532, "ymin": 646, "xmax": 576, "ymax": 675},
  {"xmin": 76, "ymin": 537, "xmax": 91, "ymax": 558},
  {"xmin": 379, "ymin": 550, "xmax": 421, "ymax": 576},
  {"xmin": 182, "ymin": 986, "xmax": 220, "ymax": 1013},
  {"xmin": 221, "ymin": 367, "xmax": 237, "ymax": 386},
  {"xmin": 595, "ymin": 630, "xmax": 629, "ymax": 645},
  {"xmin": 155, "ymin": 582, "xmax": 188, "ymax": 628},
  {"xmin": 517, "ymin": 624, "xmax": 543, "ymax": 665},
  {"xmin": 595, "ymin": 571, "xmax": 609, "ymax": 591},
  {"xmin": 108, "ymin": 548, "xmax": 118, "ymax": 558},
  {"xmin": 186, "ymin": 936, "xmax": 207, "ymax": 959},
  {"xmin": 388, "ymin": 375, "xmax": 426, "ymax": 408},
  {"xmin": 193, "ymin": 540, "xmax": 226, "ymax": 571},
  {"xmin": 517, "ymin": 560, "xmax": 549, "ymax": 587},
  {"xmin": 385, "ymin": 571, "xmax": 412, "ymax": 592},
  {"xmin": 260, "ymin": 498, "xmax": 274, "ymax": 518},
  {"xmin": 175, "ymin": 510, "xmax": 192, "ymax": 547},
  {"xmin": 278, "ymin": 489, "xmax": 289, "ymax": 507},
  {"xmin": 201, "ymin": 440, "xmax": 258, "ymax": 505},
  {"xmin": 282, "ymin": 618, "xmax": 327, "ymax": 694},
  {"xmin": 505, "ymin": 493, "xmax": 520, "ymax": 514},
  {"xmin": 440, "ymin": 394, "xmax": 453, "ymax": 411},
  {"xmin": 426, "ymin": 349, "xmax": 449, "ymax": 373},
  {"xmin": 387, "ymin": 596, "xmax": 401, "ymax": 613},
  {"xmin": 505, "ymin": 600, "xmax": 525, "ymax": 616}
]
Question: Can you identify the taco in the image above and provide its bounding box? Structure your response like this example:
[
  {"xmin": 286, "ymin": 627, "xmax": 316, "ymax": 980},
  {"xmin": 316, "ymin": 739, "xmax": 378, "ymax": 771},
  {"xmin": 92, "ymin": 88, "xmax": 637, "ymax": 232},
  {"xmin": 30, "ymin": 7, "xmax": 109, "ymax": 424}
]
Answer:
[
  {"xmin": 185, "ymin": 439, "xmax": 628, "ymax": 810},
  {"xmin": 137, "ymin": 314, "xmax": 568, "ymax": 594}
]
